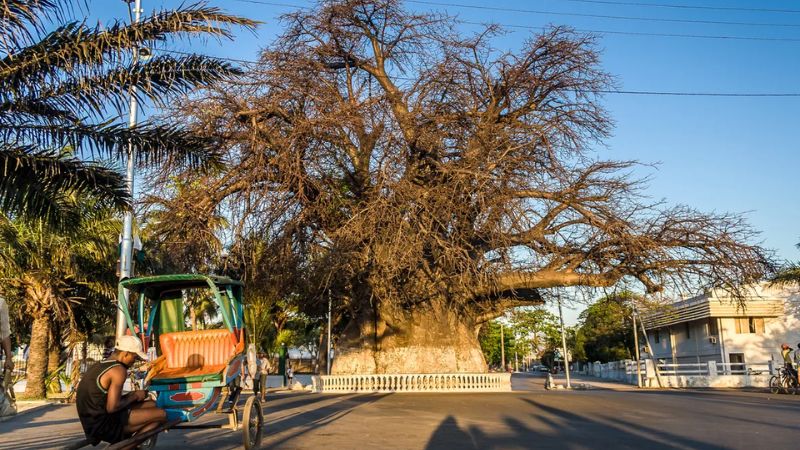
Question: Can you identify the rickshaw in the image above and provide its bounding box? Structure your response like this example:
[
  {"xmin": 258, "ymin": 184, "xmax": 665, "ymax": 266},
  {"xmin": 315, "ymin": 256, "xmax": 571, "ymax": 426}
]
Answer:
[{"xmin": 112, "ymin": 274, "xmax": 263, "ymax": 449}]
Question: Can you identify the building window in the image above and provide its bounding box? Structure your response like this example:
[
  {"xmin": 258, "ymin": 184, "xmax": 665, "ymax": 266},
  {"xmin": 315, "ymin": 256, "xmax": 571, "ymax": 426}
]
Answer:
[
  {"xmin": 735, "ymin": 318, "xmax": 745, "ymax": 334},
  {"xmin": 729, "ymin": 353, "xmax": 745, "ymax": 373},
  {"xmin": 685, "ymin": 322, "xmax": 691, "ymax": 339},
  {"xmin": 735, "ymin": 317, "xmax": 765, "ymax": 334},
  {"xmin": 749, "ymin": 317, "xmax": 765, "ymax": 334},
  {"xmin": 654, "ymin": 330, "xmax": 660, "ymax": 343},
  {"xmin": 708, "ymin": 319, "xmax": 718, "ymax": 337}
]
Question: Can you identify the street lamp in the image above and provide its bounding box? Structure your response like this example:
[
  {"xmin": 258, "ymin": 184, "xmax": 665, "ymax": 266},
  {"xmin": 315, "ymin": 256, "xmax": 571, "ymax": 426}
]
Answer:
[
  {"xmin": 116, "ymin": 0, "xmax": 144, "ymax": 338},
  {"xmin": 557, "ymin": 296, "xmax": 571, "ymax": 389},
  {"xmin": 327, "ymin": 291, "xmax": 332, "ymax": 375}
]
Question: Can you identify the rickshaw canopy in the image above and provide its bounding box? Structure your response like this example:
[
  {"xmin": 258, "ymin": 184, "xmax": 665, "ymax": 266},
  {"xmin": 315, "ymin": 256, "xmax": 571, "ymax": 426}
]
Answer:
[{"xmin": 118, "ymin": 274, "xmax": 246, "ymax": 339}]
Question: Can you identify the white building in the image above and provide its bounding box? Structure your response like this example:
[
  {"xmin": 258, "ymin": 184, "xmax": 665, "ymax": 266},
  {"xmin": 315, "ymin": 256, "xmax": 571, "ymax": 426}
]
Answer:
[{"xmin": 643, "ymin": 284, "xmax": 800, "ymax": 369}]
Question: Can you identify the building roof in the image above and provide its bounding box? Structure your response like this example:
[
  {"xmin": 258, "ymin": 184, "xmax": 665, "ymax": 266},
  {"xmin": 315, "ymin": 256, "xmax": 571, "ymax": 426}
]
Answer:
[{"xmin": 642, "ymin": 284, "xmax": 790, "ymax": 329}]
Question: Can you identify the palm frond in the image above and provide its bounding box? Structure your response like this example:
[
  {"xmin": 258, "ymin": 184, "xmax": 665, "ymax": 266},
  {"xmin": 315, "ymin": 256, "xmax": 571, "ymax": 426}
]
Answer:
[
  {"xmin": 0, "ymin": 96, "xmax": 78, "ymax": 122},
  {"xmin": 40, "ymin": 54, "xmax": 241, "ymax": 116},
  {"xmin": 0, "ymin": 2, "xmax": 249, "ymax": 227},
  {"xmin": 0, "ymin": 0, "xmax": 63, "ymax": 48},
  {"xmin": 771, "ymin": 265, "xmax": 800, "ymax": 286},
  {"xmin": 0, "ymin": 4, "xmax": 256, "ymax": 95},
  {"xmin": 0, "ymin": 121, "xmax": 222, "ymax": 169},
  {"xmin": 0, "ymin": 145, "xmax": 129, "ymax": 226}
]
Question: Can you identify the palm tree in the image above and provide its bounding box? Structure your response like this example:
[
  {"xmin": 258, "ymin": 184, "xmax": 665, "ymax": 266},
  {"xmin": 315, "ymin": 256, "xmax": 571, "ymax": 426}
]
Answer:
[
  {"xmin": 771, "ymin": 241, "xmax": 800, "ymax": 286},
  {"xmin": 0, "ymin": 0, "xmax": 256, "ymax": 226},
  {"xmin": 0, "ymin": 198, "xmax": 120, "ymax": 398}
]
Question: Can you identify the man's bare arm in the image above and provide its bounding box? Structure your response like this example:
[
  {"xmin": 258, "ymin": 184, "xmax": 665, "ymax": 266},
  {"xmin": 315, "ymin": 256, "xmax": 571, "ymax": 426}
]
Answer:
[
  {"xmin": 103, "ymin": 366, "xmax": 146, "ymax": 413},
  {"xmin": 1, "ymin": 337, "xmax": 12, "ymax": 370}
]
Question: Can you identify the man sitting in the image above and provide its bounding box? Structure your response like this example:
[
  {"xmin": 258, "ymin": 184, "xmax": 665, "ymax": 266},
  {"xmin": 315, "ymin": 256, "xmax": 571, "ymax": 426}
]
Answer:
[{"xmin": 76, "ymin": 336, "xmax": 166, "ymax": 449}]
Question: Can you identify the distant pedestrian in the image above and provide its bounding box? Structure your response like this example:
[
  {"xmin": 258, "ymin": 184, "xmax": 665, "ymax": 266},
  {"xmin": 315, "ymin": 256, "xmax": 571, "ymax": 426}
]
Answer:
[
  {"xmin": 795, "ymin": 343, "xmax": 800, "ymax": 371},
  {"xmin": 781, "ymin": 343, "xmax": 797, "ymax": 383},
  {"xmin": 286, "ymin": 365, "xmax": 294, "ymax": 387},
  {"xmin": 246, "ymin": 343, "xmax": 257, "ymax": 392},
  {"xmin": 1, "ymin": 295, "xmax": 15, "ymax": 417},
  {"xmin": 102, "ymin": 336, "xmax": 115, "ymax": 360},
  {"xmin": 258, "ymin": 353, "xmax": 271, "ymax": 402}
]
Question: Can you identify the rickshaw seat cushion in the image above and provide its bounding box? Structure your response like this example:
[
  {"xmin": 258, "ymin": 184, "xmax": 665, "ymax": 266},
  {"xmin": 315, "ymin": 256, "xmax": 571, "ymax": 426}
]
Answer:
[{"xmin": 150, "ymin": 329, "xmax": 236, "ymax": 384}]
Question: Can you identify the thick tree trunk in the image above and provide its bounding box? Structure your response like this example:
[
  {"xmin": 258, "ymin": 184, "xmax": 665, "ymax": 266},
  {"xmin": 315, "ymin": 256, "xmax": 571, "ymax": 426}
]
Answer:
[
  {"xmin": 23, "ymin": 315, "xmax": 50, "ymax": 399},
  {"xmin": 332, "ymin": 304, "xmax": 486, "ymax": 374}
]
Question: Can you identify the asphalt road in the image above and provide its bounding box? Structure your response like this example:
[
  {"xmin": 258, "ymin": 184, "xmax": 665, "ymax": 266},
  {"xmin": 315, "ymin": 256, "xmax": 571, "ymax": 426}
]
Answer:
[{"xmin": 1, "ymin": 375, "xmax": 799, "ymax": 449}]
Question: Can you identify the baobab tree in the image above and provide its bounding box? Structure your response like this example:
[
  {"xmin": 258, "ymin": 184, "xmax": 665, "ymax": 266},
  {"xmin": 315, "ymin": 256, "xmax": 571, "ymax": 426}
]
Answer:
[{"xmin": 169, "ymin": 0, "xmax": 771, "ymax": 374}]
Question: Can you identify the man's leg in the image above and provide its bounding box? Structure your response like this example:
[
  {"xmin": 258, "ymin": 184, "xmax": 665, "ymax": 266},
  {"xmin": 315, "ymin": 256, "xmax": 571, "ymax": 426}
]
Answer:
[
  {"xmin": 118, "ymin": 419, "xmax": 163, "ymax": 450},
  {"xmin": 259, "ymin": 375, "xmax": 267, "ymax": 402},
  {"xmin": 125, "ymin": 404, "xmax": 167, "ymax": 433},
  {"xmin": 130, "ymin": 400, "xmax": 158, "ymax": 410}
]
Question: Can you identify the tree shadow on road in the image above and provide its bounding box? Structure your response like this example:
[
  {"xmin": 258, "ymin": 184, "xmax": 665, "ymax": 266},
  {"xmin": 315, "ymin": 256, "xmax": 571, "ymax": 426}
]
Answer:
[
  {"xmin": 0, "ymin": 405, "xmax": 85, "ymax": 449},
  {"xmin": 425, "ymin": 396, "xmax": 728, "ymax": 450},
  {"xmin": 264, "ymin": 393, "xmax": 390, "ymax": 448}
]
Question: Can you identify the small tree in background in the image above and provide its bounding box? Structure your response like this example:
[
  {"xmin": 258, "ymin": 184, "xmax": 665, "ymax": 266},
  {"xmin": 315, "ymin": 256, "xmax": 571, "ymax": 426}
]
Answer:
[{"xmin": 576, "ymin": 293, "xmax": 638, "ymax": 363}]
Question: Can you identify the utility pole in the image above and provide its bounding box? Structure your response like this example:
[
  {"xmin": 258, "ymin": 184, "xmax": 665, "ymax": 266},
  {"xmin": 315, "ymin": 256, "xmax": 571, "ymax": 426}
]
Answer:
[
  {"xmin": 326, "ymin": 291, "xmax": 332, "ymax": 375},
  {"xmin": 632, "ymin": 307, "xmax": 642, "ymax": 388},
  {"xmin": 500, "ymin": 322, "xmax": 505, "ymax": 371},
  {"xmin": 116, "ymin": 0, "xmax": 143, "ymax": 339},
  {"xmin": 558, "ymin": 298, "xmax": 571, "ymax": 389},
  {"xmin": 634, "ymin": 302, "xmax": 663, "ymax": 388}
]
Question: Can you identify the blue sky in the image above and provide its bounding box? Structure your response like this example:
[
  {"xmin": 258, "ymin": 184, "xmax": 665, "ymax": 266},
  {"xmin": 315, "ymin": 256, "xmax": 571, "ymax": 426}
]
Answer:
[{"xmin": 90, "ymin": 0, "xmax": 800, "ymax": 321}]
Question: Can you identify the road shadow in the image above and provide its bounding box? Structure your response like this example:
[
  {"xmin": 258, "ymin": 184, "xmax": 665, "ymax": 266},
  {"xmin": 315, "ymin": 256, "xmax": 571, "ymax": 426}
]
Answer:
[
  {"xmin": 425, "ymin": 396, "xmax": 729, "ymax": 450},
  {"xmin": 264, "ymin": 393, "xmax": 390, "ymax": 447},
  {"xmin": 0, "ymin": 405, "xmax": 85, "ymax": 449}
]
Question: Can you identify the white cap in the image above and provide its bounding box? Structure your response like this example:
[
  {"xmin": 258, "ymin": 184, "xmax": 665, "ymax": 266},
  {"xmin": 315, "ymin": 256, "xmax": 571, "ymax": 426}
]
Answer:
[{"xmin": 116, "ymin": 335, "xmax": 148, "ymax": 360}]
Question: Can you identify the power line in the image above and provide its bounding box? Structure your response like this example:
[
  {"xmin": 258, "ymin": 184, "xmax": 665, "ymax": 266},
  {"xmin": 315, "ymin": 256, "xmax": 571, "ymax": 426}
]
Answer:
[
  {"xmin": 231, "ymin": 0, "xmax": 306, "ymax": 8},
  {"xmin": 159, "ymin": 49, "xmax": 800, "ymax": 98},
  {"xmin": 229, "ymin": 0, "xmax": 800, "ymax": 43},
  {"xmin": 459, "ymin": 20, "xmax": 800, "ymax": 43},
  {"xmin": 561, "ymin": 0, "xmax": 800, "ymax": 14},
  {"xmin": 406, "ymin": 0, "xmax": 800, "ymax": 28}
]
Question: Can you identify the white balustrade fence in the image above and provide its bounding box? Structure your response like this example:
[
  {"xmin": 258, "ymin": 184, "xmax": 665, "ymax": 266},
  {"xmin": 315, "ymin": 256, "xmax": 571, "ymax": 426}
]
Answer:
[
  {"xmin": 312, "ymin": 373, "xmax": 512, "ymax": 393},
  {"xmin": 584, "ymin": 359, "xmax": 776, "ymax": 388}
]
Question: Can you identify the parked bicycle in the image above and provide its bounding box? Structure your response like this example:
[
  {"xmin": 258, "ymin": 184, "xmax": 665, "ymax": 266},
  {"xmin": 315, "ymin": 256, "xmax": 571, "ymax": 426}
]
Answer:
[{"xmin": 769, "ymin": 366, "xmax": 798, "ymax": 395}]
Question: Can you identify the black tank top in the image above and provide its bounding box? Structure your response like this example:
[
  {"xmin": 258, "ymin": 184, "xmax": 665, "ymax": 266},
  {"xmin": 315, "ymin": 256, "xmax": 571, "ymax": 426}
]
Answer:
[{"xmin": 76, "ymin": 360, "xmax": 125, "ymax": 430}]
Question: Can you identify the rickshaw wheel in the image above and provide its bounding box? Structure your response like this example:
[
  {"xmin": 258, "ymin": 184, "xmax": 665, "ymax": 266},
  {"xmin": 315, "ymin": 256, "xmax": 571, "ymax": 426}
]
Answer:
[{"xmin": 243, "ymin": 395, "xmax": 264, "ymax": 449}]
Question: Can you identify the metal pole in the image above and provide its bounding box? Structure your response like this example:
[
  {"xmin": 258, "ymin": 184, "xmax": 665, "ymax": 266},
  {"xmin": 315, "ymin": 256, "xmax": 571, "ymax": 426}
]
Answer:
[
  {"xmin": 558, "ymin": 298, "xmax": 571, "ymax": 389},
  {"xmin": 632, "ymin": 308, "xmax": 642, "ymax": 388},
  {"xmin": 116, "ymin": 0, "xmax": 142, "ymax": 339},
  {"xmin": 500, "ymin": 323, "xmax": 505, "ymax": 371},
  {"xmin": 635, "ymin": 304, "xmax": 663, "ymax": 388},
  {"xmin": 326, "ymin": 292, "xmax": 332, "ymax": 375}
]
